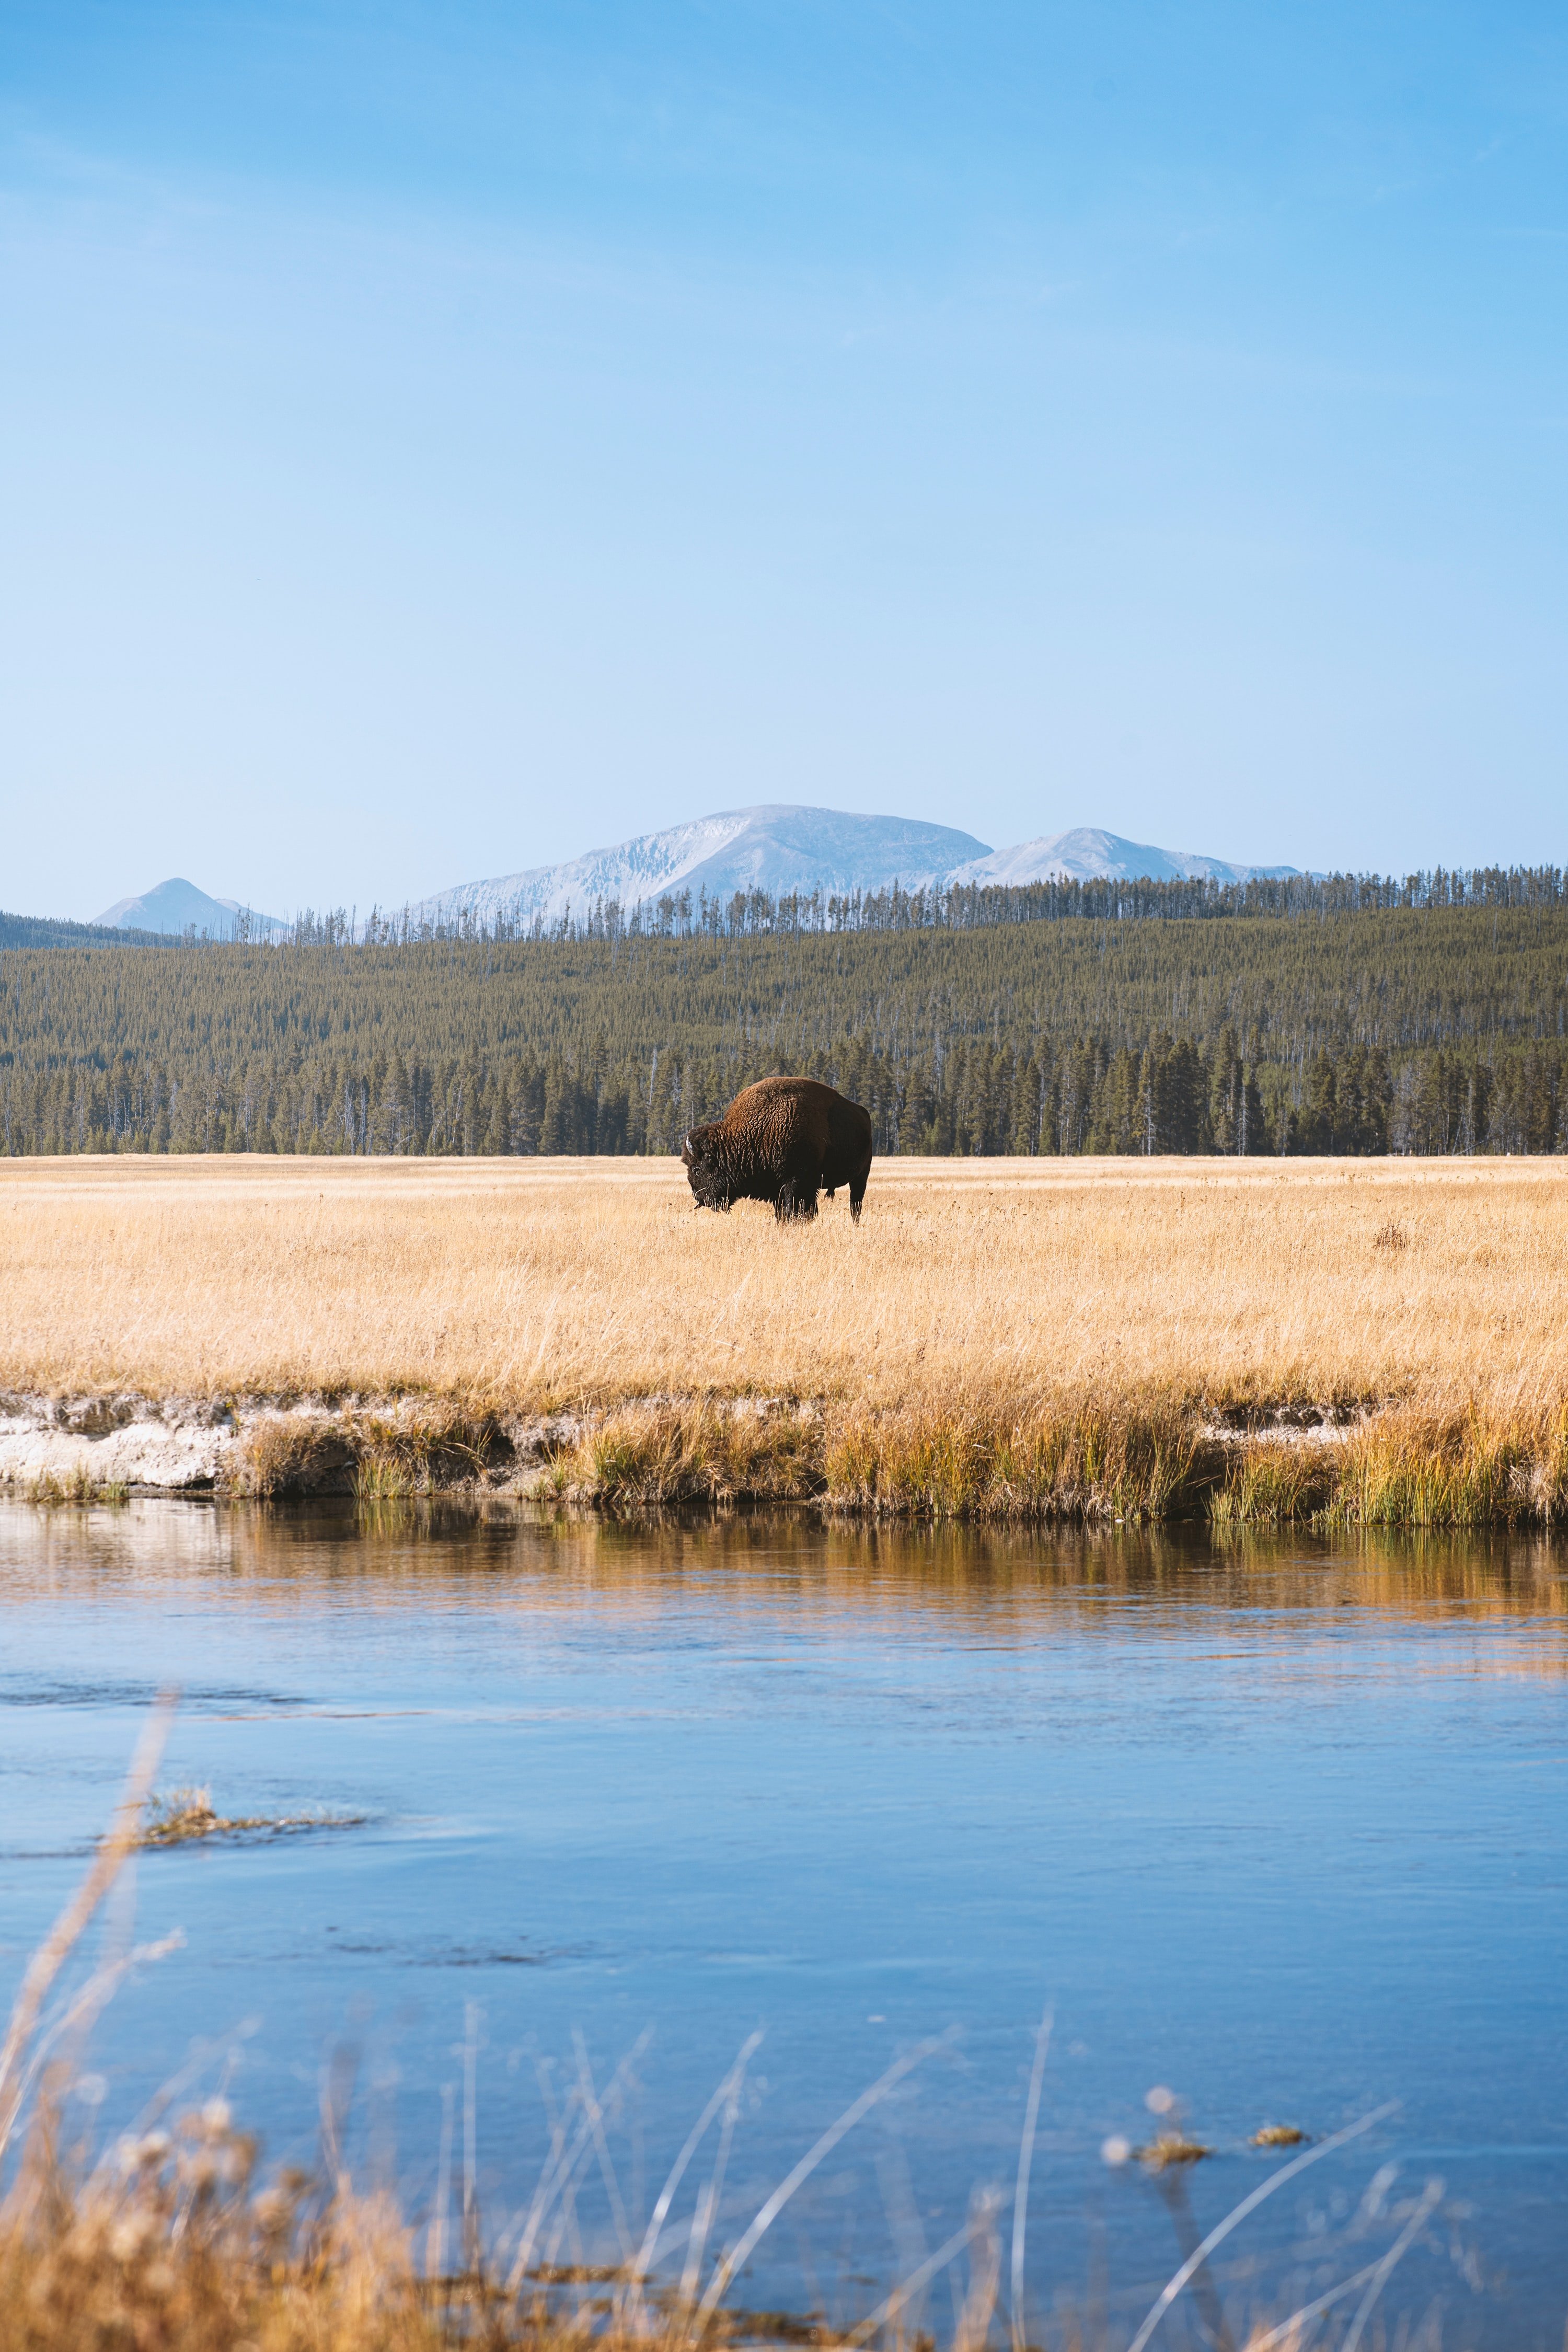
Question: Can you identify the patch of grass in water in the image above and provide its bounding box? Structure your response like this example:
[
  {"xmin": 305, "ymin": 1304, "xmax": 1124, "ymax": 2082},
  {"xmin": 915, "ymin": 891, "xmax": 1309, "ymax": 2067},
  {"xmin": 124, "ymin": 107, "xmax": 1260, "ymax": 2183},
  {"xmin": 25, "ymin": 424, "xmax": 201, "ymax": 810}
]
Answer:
[
  {"xmin": 141, "ymin": 1786, "xmax": 364, "ymax": 1847},
  {"xmin": 1135, "ymin": 2132, "xmax": 1213, "ymax": 2170}
]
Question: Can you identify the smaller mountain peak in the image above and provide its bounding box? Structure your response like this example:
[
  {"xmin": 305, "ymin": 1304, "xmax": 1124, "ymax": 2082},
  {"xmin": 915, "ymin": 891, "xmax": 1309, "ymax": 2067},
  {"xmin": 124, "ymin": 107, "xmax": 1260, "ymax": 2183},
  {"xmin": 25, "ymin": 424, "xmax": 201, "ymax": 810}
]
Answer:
[{"xmin": 94, "ymin": 878, "xmax": 289, "ymax": 937}]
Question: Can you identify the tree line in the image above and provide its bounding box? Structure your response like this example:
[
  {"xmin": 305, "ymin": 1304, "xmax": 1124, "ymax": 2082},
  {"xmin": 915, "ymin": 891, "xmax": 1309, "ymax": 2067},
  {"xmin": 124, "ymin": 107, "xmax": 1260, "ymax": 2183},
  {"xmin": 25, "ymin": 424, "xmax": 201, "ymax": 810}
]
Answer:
[
  {"xmin": 5, "ymin": 1031, "xmax": 1561, "ymax": 1160},
  {"xmin": 8, "ymin": 859, "xmax": 1568, "ymax": 955},
  {"xmin": 199, "ymin": 858, "xmax": 1568, "ymax": 943},
  {"xmin": 1, "ymin": 896, "xmax": 1565, "ymax": 1157}
]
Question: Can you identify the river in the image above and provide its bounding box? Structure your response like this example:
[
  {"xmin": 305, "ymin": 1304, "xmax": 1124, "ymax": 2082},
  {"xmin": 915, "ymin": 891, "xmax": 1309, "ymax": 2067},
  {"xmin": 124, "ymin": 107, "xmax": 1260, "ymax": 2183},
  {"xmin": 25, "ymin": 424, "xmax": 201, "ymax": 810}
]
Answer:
[{"xmin": 2, "ymin": 1501, "xmax": 1565, "ymax": 2347}]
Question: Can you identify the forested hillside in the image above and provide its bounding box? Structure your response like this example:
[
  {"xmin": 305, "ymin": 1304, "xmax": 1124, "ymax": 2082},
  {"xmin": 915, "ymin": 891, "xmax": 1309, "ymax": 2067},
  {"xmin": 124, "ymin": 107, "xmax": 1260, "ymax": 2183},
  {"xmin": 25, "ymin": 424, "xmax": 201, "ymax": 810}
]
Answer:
[
  {"xmin": 0, "ymin": 910, "xmax": 168, "ymax": 951},
  {"xmin": 2, "ymin": 894, "xmax": 1565, "ymax": 1156}
]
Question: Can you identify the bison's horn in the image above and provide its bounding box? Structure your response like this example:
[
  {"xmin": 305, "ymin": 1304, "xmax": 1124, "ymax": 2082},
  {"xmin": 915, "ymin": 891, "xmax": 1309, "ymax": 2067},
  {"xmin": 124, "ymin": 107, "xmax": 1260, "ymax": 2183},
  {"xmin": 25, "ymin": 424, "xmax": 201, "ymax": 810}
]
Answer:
[{"xmin": 681, "ymin": 1131, "xmax": 694, "ymax": 1162}]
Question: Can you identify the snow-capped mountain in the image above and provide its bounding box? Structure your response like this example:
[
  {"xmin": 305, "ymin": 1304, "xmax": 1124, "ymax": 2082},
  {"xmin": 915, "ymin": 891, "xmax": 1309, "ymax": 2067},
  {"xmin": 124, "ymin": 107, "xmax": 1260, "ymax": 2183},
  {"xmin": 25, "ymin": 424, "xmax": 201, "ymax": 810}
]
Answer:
[
  {"xmin": 409, "ymin": 805, "xmax": 993, "ymax": 928},
  {"xmin": 95, "ymin": 878, "xmax": 290, "ymax": 938},
  {"xmin": 947, "ymin": 826, "xmax": 1299, "ymax": 888},
  {"xmin": 88, "ymin": 816, "xmax": 1298, "ymax": 944},
  {"xmin": 409, "ymin": 807, "xmax": 1297, "ymax": 926}
]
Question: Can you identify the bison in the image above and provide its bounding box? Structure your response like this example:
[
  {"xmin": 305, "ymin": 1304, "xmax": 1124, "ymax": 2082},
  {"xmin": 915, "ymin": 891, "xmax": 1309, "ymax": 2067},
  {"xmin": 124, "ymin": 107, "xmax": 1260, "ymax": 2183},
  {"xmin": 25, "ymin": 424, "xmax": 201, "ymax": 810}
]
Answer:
[{"xmin": 682, "ymin": 1076, "xmax": 873, "ymax": 1224}]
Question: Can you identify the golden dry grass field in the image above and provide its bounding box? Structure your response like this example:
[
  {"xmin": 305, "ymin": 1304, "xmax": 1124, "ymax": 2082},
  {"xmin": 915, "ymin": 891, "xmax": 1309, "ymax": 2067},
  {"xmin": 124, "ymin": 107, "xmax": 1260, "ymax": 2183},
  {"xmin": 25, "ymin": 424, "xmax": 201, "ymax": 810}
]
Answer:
[{"xmin": 1, "ymin": 1150, "xmax": 1565, "ymax": 1417}]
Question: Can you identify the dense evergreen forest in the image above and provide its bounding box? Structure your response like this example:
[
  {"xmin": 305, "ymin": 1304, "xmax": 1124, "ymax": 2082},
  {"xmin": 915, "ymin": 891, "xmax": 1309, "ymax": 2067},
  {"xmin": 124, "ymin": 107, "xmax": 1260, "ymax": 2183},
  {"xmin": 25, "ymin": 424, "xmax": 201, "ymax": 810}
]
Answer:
[
  {"xmin": 0, "ymin": 910, "xmax": 168, "ymax": 952},
  {"xmin": 2, "ymin": 875, "xmax": 1566, "ymax": 1157}
]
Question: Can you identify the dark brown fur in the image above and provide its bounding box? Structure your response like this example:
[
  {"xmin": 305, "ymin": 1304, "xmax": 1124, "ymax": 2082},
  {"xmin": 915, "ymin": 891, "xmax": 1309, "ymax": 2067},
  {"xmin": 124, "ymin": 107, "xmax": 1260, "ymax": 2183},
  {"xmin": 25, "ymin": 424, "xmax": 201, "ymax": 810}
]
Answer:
[{"xmin": 682, "ymin": 1076, "xmax": 873, "ymax": 1224}]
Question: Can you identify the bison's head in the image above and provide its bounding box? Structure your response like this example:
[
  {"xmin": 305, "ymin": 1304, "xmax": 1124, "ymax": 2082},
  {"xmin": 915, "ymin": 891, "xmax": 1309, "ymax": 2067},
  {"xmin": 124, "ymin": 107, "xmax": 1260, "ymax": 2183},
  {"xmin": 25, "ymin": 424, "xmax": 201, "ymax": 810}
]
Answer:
[{"xmin": 681, "ymin": 1125, "xmax": 731, "ymax": 1211}]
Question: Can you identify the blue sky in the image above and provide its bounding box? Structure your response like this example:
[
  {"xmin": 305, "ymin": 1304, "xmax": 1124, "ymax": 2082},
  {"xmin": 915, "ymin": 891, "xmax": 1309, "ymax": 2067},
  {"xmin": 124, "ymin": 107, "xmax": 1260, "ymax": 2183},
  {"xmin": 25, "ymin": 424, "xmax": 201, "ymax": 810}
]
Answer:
[{"xmin": 3, "ymin": 2, "xmax": 1565, "ymax": 918}]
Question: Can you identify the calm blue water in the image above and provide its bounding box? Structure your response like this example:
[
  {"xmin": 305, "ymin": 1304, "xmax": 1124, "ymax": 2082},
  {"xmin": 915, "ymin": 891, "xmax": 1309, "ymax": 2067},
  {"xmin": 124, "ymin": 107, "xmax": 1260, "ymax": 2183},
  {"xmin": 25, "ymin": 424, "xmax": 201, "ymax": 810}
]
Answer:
[{"xmin": 2, "ymin": 1502, "xmax": 1566, "ymax": 2347}]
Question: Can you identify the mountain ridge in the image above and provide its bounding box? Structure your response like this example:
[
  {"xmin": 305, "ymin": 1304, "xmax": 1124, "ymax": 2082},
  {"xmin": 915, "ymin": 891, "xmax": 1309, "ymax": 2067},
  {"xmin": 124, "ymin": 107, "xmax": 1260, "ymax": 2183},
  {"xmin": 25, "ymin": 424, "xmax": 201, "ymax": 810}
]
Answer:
[
  {"xmin": 89, "ymin": 809, "xmax": 1300, "ymax": 940},
  {"xmin": 949, "ymin": 825, "xmax": 1299, "ymax": 889},
  {"xmin": 407, "ymin": 805, "xmax": 1297, "ymax": 928},
  {"xmin": 410, "ymin": 805, "xmax": 994, "ymax": 929}
]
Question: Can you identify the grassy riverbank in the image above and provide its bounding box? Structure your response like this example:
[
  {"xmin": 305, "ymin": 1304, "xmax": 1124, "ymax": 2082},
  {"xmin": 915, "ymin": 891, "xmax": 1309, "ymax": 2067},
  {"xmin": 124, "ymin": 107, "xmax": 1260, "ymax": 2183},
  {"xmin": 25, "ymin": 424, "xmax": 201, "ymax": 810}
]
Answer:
[{"xmin": 3, "ymin": 1154, "xmax": 1567, "ymax": 1524}]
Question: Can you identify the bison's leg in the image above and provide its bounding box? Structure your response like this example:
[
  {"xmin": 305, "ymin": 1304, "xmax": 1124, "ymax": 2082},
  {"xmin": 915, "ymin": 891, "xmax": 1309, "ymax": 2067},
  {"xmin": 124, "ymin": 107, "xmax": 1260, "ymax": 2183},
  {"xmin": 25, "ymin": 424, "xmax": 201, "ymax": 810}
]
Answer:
[
  {"xmin": 848, "ymin": 1154, "xmax": 872, "ymax": 1224},
  {"xmin": 774, "ymin": 1179, "xmax": 819, "ymax": 1223}
]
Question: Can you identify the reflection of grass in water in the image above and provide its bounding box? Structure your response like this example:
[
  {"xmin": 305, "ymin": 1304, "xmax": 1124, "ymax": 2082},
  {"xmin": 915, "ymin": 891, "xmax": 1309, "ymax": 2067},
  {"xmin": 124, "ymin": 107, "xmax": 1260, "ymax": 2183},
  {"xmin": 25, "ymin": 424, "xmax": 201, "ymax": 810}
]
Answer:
[
  {"xmin": 188, "ymin": 1501, "xmax": 1568, "ymax": 1635},
  {"xmin": 1250, "ymin": 2125, "xmax": 1306, "ymax": 2149},
  {"xmin": 0, "ymin": 1713, "xmax": 1455, "ymax": 2352},
  {"xmin": 141, "ymin": 1785, "xmax": 364, "ymax": 1847}
]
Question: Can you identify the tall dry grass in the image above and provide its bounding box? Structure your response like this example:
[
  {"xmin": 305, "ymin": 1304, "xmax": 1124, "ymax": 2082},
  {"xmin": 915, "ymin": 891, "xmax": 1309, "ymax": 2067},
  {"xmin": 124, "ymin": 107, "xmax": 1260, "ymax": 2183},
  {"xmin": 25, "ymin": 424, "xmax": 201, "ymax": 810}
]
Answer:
[
  {"xmin": 2, "ymin": 1152, "xmax": 1566, "ymax": 1414},
  {"xmin": 5, "ymin": 1153, "xmax": 1568, "ymax": 1521}
]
